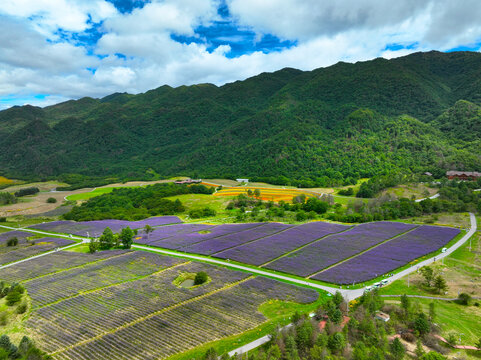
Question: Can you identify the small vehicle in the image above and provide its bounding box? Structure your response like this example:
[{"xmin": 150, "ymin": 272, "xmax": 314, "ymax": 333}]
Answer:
[
  {"xmin": 381, "ymin": 279, "xmax": 389, "ymax": 285},
  {"xmin": 364, "ymin": 286, "xmax": 373, "ymax": 293},
  {"xmin": 441, "ymin": 247, "xmax": 447, "ymax": 253},
  {"xmin": 373, "ymin": 282, "xmax": 381, "ymax": 288}
]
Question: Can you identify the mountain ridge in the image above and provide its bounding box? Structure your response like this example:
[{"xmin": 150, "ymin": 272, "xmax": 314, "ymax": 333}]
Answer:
[{"xmin": 1, "ymin": 50, "xmax": 481, "ymax": 185}]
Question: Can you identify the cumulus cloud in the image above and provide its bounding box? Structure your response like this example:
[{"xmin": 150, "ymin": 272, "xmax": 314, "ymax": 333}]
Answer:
[{"xmin": 0, "ymin": 0, "xmax": 480, "ymax": 108}]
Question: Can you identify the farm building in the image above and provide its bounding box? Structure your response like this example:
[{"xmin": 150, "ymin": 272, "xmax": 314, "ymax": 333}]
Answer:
[
  {"xmin": 446, "ymin": 171, "xmax": 481, "ymax": 181},
  {"xmin": 375, "ymin": 312, "xmax": 390, "ymax": 322},
  {"xmin": 236, "ymin": 178, "xmax": 249, "ymax": 183},
  {"xmin": 174, "ymin": 179, "xmax": 202, "ymax": 185}
]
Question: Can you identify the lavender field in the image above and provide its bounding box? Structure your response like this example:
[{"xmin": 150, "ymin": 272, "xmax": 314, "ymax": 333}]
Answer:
[
  {"xmin": 313, "ymin": 225, "xmax": 460, "ymax": 284},
  {"xmin": 214, "ymin": 222, "xmax": 350, "ymax": 265},
  {"xmin": 29, "ymin": 215, "xmax": 182, "ymax": 237},
  {"xmin": 0, "ymin": 248, "xmax": 318, "ymax": 360},
  {"xmin": 265, "ymin": 222, "xmax": 417, "ymax": 276},
  {"xmin": 0, "ymin": 236, "xmax": 75, "ymax": 265}
]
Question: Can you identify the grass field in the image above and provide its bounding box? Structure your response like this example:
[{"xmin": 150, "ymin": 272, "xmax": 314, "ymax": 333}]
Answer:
[
  {"xmin": 65, "ymin": 187, "xmax": 123, "ymax": 201},
  {"xmin": 385, "ymin": 296, "xmax": 481, "ymax": 347},
  {"xmin": 397, "ymin": 212, "xmax": 471, "ymax": 229},
  {"xmin": 382, "ymin": 183, "xmax": 438, "ymax": 200}
]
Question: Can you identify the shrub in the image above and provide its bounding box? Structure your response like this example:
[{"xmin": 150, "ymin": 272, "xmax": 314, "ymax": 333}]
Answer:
[
  {"xmin": 338, "ymin": 187, "xmax": 354, "ymax": 196},
  {"xmin": 6, "ymin": 291, "xmax": 22, "ymax": 306},
  {"xmin": 401, "ymin": 332, "xmax": 415, "ymax": 343},
  {"xmin": 0, "ymin": 312, "xmax": 7, "ymax": 326},
  {"xmin": 6, "ymin": 237, "xmax": 18, "ymax": 247},
  {"xmin": 0, "ymin": 217, "xmax": 6, "ymax": 222},
  {"xmin": 16, "ymin": 302, "xmax": 28, "ymax": 314},
  {"xmin": 0, "ymin": 192, "xmax": 16, "ymax": 205},
  {"xmin": 194, "ymin": 271, "xmax": 208, "ymax": 285},
  {"xmin": 188, "ymin": 207, "xmax": 216, "ymax": 219},
  {"xmin": 456, "ymin": 293, "xmax": 471, "ymax": 305},
  {"xmin": 46, "ymin": 197, "xmax": 57, "ymax": 203}
]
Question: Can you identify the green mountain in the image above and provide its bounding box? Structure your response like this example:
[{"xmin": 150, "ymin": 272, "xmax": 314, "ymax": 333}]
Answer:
[{"xmin": 1, "ymin": 51, "xmax": 481, "ymax": 186}]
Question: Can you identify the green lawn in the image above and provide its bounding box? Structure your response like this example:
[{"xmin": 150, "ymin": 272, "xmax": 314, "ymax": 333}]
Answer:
[{"xmin": 66, "ymin": 187, "xmax": 122, "ymax": 201}]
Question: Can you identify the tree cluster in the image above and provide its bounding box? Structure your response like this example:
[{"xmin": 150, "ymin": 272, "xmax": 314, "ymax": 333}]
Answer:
[
  {"xmin": 14, "ymin": 187, "xmax": 39, "ymax": 198},
  {"xmin": 0, "ymin": 335, "xmax": 52, "ymax": 360},
  {"xmin": 0, "ymin": 192, "xmax": 16, "ymax": 206},
  {"xmin": 88, "ymin": 227, "xmax": 136, "ymax": 253},
  {"xmin": 65, "ymin": 183, "xmax": 214, "ymax": 221}
]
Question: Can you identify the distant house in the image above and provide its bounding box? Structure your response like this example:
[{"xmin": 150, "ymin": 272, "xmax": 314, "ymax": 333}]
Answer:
[
  {"xmin": 236, "ymin": 178, "xmax": 249, "ymax": 183},
  {"xmin": 174, "ymin": 179, "xmax": 202, "ymax": 185},
  {"xmin": 423, "ymin": 172, "xmax": 433, "ymax": 177},
  {"xmin": 375, "ymin": 312, "xmax": 390, "ymax": 322},
  {"xmin": 446, "ymin": 171, "xmax": 481, "ymax": 181}
]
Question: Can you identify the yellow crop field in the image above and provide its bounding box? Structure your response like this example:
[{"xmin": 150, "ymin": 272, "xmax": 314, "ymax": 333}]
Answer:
[
  {"xmin": 213, "ymin": 187, "xmax": 319, "ymax": 202},
  {"xmin": 0, "ymin": 176, "xmax": 15, "ymax": 185}
]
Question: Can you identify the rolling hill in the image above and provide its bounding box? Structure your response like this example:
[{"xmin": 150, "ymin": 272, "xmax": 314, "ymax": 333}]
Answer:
[{"xmin": 1, "ymin": 50, "xmax": 481, "ymax": 186}]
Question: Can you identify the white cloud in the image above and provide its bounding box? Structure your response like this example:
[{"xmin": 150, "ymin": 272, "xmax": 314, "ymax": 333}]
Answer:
[
  {"xmin": 0, "ymin": 0, "xmax": 117, "ymax": 35},
  {"xmin": 0, "ymin": 0, "xmax": 481, "ymax": 109}
]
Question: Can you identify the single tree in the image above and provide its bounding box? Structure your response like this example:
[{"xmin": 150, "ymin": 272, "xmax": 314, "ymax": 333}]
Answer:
[
  {"xmin": 414, "ymin": 312, "xmax": 430, "ymax": 336},
  {"xmin": 415, "ymin": 339, "xmax": 425, "ymax": 358},
  {"xmin": 327, "ymin": 332, "xmax": 345, "ymax": 353},
  {"xmin": 332, "ymin": 291, "xmax": 344, "ymax": 307},
  {"xmin": 433, "ymin": 275, "xmax": 448, "ymax": 294},
  {"xmin": 144, "ymin": 225, "xmax": 154, "ymax": 241},
  {"xmin": 253, "ymin": 189, "xmax": 261, "ymax": 199},
  {"xmin": 390, "ymin": 338, "xmax": 405, "ymax": 360},
  {"xmin": 400, "ymin": 294, "xmax": 410, "ymax": 316},
  {"xmin": 329, "ymin": 308, "xmax": 343, "ymax": 324},
  {"xmin": 99, "ymin": 227, "xmax": 115, "ymax": 250},
  {"xmin": 420, "ymin": 266, "xmax": 434, "ymax": 287},
  {"xmin": 203, "ymin": 347, "xmax": 217, "ymax": 360},
  {"xmin": 88, "ymin": 238, "xmax": 99, "ymax": 253},
  {"xmin": 456, "ymin": 293, "xmax": 471, "ymax": 305},
  {"xmin": 120, "ymin": 227, "xmax": 135, "ymax": 249}
]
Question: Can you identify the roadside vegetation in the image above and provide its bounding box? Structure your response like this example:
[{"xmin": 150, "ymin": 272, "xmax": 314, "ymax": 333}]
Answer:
[{"xmin": 204, "ymin": 290, "xmax": 464, "ymax": 360}]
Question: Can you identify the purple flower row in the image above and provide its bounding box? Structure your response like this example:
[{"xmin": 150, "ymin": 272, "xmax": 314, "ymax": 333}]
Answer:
[
  {"xmin": 150, "ymin": 223, "xmax": 263, "ymax": 249},
  {"xmin": 214, "ymin": 222, "xmax": 350, "ymax": 265},
  {"xmin": 135, "ymin": 224, "xmax": 215, "ymax": 244},
  {"xmin": 265, "ymin": 221, "xmax": 416, "ymax": 277},
  {"xmin": 314, "ymin": 225, "xmax": 460, "ymax": 284},
  {"xmin": 180, "ymin": 222, "xmax": 293, "ymax": 255}
]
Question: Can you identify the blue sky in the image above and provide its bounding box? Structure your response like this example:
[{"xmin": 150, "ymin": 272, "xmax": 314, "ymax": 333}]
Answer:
[{"xmin": 1, "ymin": 0, "xmax": 481, "ymax": 109}]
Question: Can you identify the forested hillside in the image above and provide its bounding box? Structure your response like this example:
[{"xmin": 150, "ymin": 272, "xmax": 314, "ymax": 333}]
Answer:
[{"xmin": 1, "ymin": 51, "xmax": 481, "ymax": 186}]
